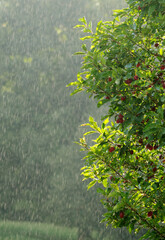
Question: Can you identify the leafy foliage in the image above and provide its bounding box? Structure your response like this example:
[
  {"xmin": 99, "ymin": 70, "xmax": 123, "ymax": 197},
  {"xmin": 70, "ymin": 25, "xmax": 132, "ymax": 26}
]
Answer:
[{"xmin": 69, "ymin": 0, "xmax": 165, "ymax": 239}]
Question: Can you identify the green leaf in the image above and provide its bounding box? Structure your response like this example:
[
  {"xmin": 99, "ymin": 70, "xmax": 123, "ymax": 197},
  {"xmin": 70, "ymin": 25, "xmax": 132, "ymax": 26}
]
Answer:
[
  {"xmin": 97, "ymin": 187, "xmax": 106, "ymax": 195},
  {"xmin": 128, "ymin": 223, "xmax": 134, "ymax": 233},
  {"xmin": 66, "ymin": 81, "xmax": 78, "ymax": 87},
  {"xmin": 70, "ymin": 88, "xmax": 83, "ymax": 95},
  {"xmin": 110, "ymin": 183, "xmax": 119, "ymax": 192},
  {"xmin": 80, "ymin": 36, "xmax": 93, "ymax": 40},
  {"xmin": 102, "ymin": 179, "xmax": 108, "ymax": 188},
  {"xmin": 159, "ymin": 48, "xmax": 163, "ymax": 55},
  {"xmin": 88, "ymin": 180, "xmax": 97, "ymax": 189},
  {"xmin": 84, "ymin": 131, "xmax": 96, "ymax": 136},
  {"xmin": 148, "ymin": 5, "xmax": 156, "ymax": 16},
  {"xmin": 113, "ymin": 202, "xmax": 124, "ymax": 212},
  {"xmin": 108, "ymin": 191, "xmax": 119, "ymax": 198},
  {"xmin": 74, "ymin": 52, "xmax": 86, "ymax": 55},
  {"xmin": 82, "ymin": 44, "xmax": 87, "ymax": 51},
  {"xmin": 78, "ymin": 17, "xmax": 87, "ymax": 25},
  {"xmin": 74, "ymin": 24, "xmax": 85, "ymax": 29},
  {"xmin": 103, "ymin": 118, "xmax": 109, "ymax": 125}
]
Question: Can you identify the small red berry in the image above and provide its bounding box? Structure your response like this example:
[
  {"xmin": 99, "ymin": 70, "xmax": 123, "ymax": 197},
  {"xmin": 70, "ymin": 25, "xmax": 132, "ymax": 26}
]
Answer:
[
  {"xmin": 139, "ymin": 139, "xmax": 143, "ymax": 144},
  {"xmin": 125, "ymin": 79, "xmax": 132, "ymax": 84},
  {"xmin": 130, "ymin": 150, "xmax": 134, "ymax": 155},
  {"xmin": 118, "ymin": 114, "xmax": 123, "ymax": 119},
  {"xmin": 106, "ymin": 96, "xmax": 110, "ymax": 99},
  {"xmin": 148, "ymin": 175, "xmax": 154, "ymax": 180},
  {"xmin": 136, "ymin": 63, "xmax": 141, "ymax": 68},
  {"xmin": 116, "ymin": 118, "xmax": 124, "ymax": 123},
  {"xmin": 158, "ymin": 72, "xmax": 163, "ymax": 77},
  {"xmin": 154, "ymin": 145, "xmax": 158, "ymax": 150},
  {"xmin": 116, "ymin": 119, "xmax": 120, "ymax": 123},
  {"xmin": 154, "ymin": 43, "xmax": 159, "ymax": 47},
  {"xmin": 152, "ymin": 167, "xmax": 157, "ymax": 173},
  {"xmin": 149, "ymin": 146, "xmax": 153, "ymax": 150},
  {"xmin": 121, "ymin": 96, "xmax": 126, "ymax": 101},
  {"xmin": 109, "ymin": 147, "xmax": 115, "ymax": 153},
  {"xmin": 162, "ymin": 83, "xmax": 165, "ymax": 89},
  {"xmin": 119, "ymin": 118, "xmax": 124, "ymax": 123},
  {"xmin": 134, "ymin": 75, "xmax": 139, "ymax": 80},
  {"xmin": 133, "ymin": 84, "xmax": 139, "ymax": 88},
  {"xmin": 148, "ymin": 211, "xmax": 153, "ymax": 217},
  {"xmin": 138, "ymin": 6, "xmax": 141, "ymax": 10},
  {"xmin": 151, "ymin": 106, "xmax": 156, "ymax": 111},
  {"xmin": 110, "ymin": 176, "xmax": 113, "ymax": 181},
  {"xmin": 108, "ymin": 77, "xmax": 112, "ymax": 82},
  {"xmin": 119, "ymin": 211, "xmax": 124, "ymax": 218},
  {"xmin": 160, "ymin": 65, "xmax": 165, "ymax": 70},
  {"xmin": 146, "ymin": 144, "xmax": 153, "ymax": 150}
]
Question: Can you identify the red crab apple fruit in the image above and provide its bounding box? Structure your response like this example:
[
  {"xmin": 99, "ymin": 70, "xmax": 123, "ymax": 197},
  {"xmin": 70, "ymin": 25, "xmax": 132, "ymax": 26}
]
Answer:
[
  {"xmin": 139, "ymin": 139, "xmax": 143, "ymax": 144},
  {"xmin": 108, "ymin": 77, "xmax": 112, "ymax": 82},
  {"xmin": 130, "ymin": 150, "xmax": 134, "ymax": 155},
  {"xmin": 136, "ymin": 63, "xmax": 141, "ymax": 68},
  {"xmin": 146, "ymin": 144, "xmax": 153, "ymax": 150},
  {"xmin": 158, "ymin": 72, "xmax": 163, "ymax": 77},
  {"xmin": 121, "ymin": 96, "xmax": 126, "ymax": 101},
  {"xmin": 154, "ymin": 145, "xmax": 158, "ymax": 150},
  {"xmin": 109, "ymin": 147, "xmax": 115, "ymax": 153},
  {"xmin": 148, "ymin": 211, "xmax": 153, "ymax": 217},
  {"xmin": 148, "ymin": 175, "xmax": 154, "ymax": 180},
  {"xmin": 162, "ymin": 83, "xmax": 165, "ymax": 89},
  {"xmin": 160, "ymin": 65, "xmax": 165, "ymax": 70},
  {"xmin": 119, "ymin": 211, "xmax": 124, "ymax": 218},
  {"xmin": 116, "ymin": 118, "xmax": 124, "ymax": 123},
  {"xmin": 133, "ymin": 84, "xmax": 138, "ymax": 88},
  {"xmin": 154, "ymin": 43, "xmax": 159, "ymax": 47},
  {"xmin": 116, "ymin": 114, "xmax": 124, "ymax": 124},
  {"xmin": 125, "ymin": 79, "xmax": 132, "ymax": 84},
  {"xmin": 151, "ymin": 106, "xmax": 156, "ymax": 111},
  {"xmin": 116, "ymin": 119, "xmax": 120, "ymax": 123},
  {"xmin": 134, "ymin": 75, "xmax": 139, "ymax": 80},
  {"xmin": 152, "ymin": 167, "xmax": 157, "ymax": 173},
  {"xmin": 118, "ymin": 114, "xmax": 123, "ymax": 119},
  {"xmin": 106, "ymin": 96, "xmax": 110, "ymax": 99}
]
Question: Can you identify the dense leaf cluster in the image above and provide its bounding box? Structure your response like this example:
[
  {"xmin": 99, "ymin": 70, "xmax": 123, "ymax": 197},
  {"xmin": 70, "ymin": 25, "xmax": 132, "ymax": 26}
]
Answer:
[{"xmin": 69, "ymin": 0, "xmax": 165, "ymax": 239}]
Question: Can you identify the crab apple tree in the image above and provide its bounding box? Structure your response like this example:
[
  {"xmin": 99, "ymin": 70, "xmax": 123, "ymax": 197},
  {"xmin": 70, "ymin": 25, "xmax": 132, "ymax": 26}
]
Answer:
[{"xmin": 68, "ymin": 0, "xmax": 165, "ymax": 239}]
